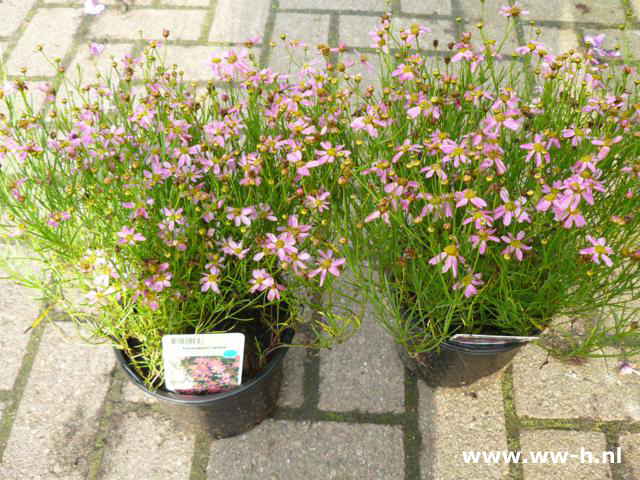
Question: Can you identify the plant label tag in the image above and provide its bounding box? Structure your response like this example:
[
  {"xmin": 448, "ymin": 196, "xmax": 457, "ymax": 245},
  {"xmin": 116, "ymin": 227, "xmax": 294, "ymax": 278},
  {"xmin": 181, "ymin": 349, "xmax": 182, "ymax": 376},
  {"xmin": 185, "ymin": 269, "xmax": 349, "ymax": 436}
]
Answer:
[
  {"xmin": 162, "ymin": 333, "xmax": 244, "ymax": 394},
  {"xmin": 449, "ymin": 334, "xmax": 539, "ymax": 345}
]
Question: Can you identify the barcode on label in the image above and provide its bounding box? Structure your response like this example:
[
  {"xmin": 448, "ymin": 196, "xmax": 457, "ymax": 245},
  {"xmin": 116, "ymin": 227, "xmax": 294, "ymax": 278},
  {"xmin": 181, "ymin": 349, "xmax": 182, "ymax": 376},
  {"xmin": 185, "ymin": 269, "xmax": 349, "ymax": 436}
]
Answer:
[{"xmin": 171, "ymin": 337, "xmax": 204, "ymax": 345}]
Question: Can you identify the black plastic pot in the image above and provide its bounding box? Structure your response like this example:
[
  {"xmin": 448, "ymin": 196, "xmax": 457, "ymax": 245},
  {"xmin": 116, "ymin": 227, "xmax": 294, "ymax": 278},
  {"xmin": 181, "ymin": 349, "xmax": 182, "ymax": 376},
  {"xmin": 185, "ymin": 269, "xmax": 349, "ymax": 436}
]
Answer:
[
  {"xmin": 114, "ymin": 328, "xmax": 294, "ymax": 438},
  {"xmin": 398, "ymin": 337, "xmax": 526, "ymax": 388}
]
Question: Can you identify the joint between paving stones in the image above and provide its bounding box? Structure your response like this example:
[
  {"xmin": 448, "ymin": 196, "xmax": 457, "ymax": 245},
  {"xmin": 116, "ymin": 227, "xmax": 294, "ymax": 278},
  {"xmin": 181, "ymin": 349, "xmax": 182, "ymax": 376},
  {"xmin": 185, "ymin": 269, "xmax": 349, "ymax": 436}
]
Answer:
[
  {"xmin": 0, "ymin": 322, "xmax": 45, "ymax": 462},
  {"xmin": 501, "ymin": 366, "xmax": 524, "ymax": 480},
  {"xmin": 403, "ymin": 368, "xmax": 422, "ymax": 480},
  {"xmin": 449, "ymin": 0, "xmax": 465, "ymax": 41},
  {"xmin": 197, "ymin": 0, "xmax": 218, "ymax": 43},
  {"xmin": 258, "ymin": 0, "xmax": 280, "ymax": 69},
  {"xmin": 188, "ymin": 432, "xmax": 212, "ymax": 480},
  {"xmin": 272, "ymin": 406, "xmax": 404, "ymax": 425},
  {"xmin": 1, "ymin": 0, "xmax": 44, "ymax": 66},
  {"xmin": 86, "ymin": 367, "xmax": 125, "ymax": 480}
]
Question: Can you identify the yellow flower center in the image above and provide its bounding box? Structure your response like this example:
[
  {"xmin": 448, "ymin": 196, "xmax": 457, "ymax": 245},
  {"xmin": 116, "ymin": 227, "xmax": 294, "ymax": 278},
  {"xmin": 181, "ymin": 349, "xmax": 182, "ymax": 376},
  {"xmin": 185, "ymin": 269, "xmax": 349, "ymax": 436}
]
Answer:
[{"xmin": 444, "ymin": 244, "xmax": 458, "ymax": 256}]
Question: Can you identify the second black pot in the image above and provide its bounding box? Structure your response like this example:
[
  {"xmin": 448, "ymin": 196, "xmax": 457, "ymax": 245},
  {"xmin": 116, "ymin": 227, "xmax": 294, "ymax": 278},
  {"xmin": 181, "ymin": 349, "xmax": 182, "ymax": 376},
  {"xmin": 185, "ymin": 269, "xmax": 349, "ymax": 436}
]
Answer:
[
  {"xmin": 398, "ymin": 337, "xmax": 525, "ymax": 388},
  {"xmin": 114, "ymin": 328, "xmax": 294, "ymax": 438}
]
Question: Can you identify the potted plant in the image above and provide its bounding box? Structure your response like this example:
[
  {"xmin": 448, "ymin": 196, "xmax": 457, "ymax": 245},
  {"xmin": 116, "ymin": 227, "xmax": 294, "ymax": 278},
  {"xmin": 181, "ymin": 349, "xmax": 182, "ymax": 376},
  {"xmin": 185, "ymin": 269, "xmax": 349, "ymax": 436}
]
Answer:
[
  {"xmin": 336, "ymin": 12, "xmax": 640, "ymax": 386},
  {"xmin": 0, "ymin": 37, "xmax": 360, "ymax": 437}
]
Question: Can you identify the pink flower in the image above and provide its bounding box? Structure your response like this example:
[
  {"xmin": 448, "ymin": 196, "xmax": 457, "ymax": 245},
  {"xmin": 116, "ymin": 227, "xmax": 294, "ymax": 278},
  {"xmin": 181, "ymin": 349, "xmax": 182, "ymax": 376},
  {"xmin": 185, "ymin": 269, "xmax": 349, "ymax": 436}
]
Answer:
[
  {"xmin": 420, "ymin": 161, "xmax": 447, "ymax": 182},
  {"xmin": 455, "ymin": 189, "xmax": 487, "ymax": 209},
  {"xmin": 429, "ymin": 244, "xmax": 466, "ymax": 278},
  {"xmin": 579, "ymin": 235, "xmax": 613, "ymax": 267},
  {"xmin": 499, "ymin": 3, "xmax": 529, "ymax": 17},
  {"xmin": 440, "ymin": 139, "xmax": 468, "ymax": 167},
  {"xmin": 289, "ymin": 250, "xmax": 311, "ymax": 275},
  {"xmin": 553, "ymin": 206, "xmax": 586, "ymax": 228},
  {"xmin": 462, "ymin": 210, "xmax": 493, "ymax": 230},
  {"xmin": 265, "ymin": 233, "xmax": 297, "ymax": 261},
  {"xmin": 618, "ymin": 361, "xmax": 638, "ymax": 375},
  {"xmin": 351, "ymin": 115, "xmax": 379, "ymax": 137},
  {"xmin": 267, "ymin": 283, "xmax": 286, "ymax": 302},
  {"xmin": 117, "ymin": 226, "xmax": 145, "ymax": 245},
  {"xmin": 83, "ymin": 0, "xmax": 105, "ymax": 15},
  {"xmin": 591, "ymin": 135, "xmax": 622, "ymax": 160},
  {"xmin": 221, "ymin": 238, "xmax": 249, "ymax": 259},
  {"xmin": 536, "ymin": 183, "xmax": 562, "ymax": 212},
  {"xmin": 520, "ymin": 134, "xmax": 550, "ymax": 167},
  {"xmin": 249, "ymin": 269, "xmax": 274, "ymax": 294},
  {"xmin": 200, "ymin": 268, "xmax": 221, "ymax": 294},
  {"xmin": 308, "ymin": 250, "xmax": 345, "ymax": 287},
  {"xmin": 277, "ymin": 215, "xmax": 311, "ymax": 241},
  {"xmin": 47, "ymin": 211, "xmax": 71, "ymax": 228},
  {"xmin": 160, "ymin": 208, "xmax": 186, "ymax": 232},
  {"xmin": 562, "ymin": 125, "xmax": 590, "ymax": 147},
  {"xmin": 89, "ymin": 42, "xmax": 105, "ymax": 56},
  {"xmin": 391, "ymin": 63, "xmax": 414, "ymax": 83},
  {"xmin": 392, "ymin": 140, "xmax": 422, "ymax": 163},
  {"xmin": 308, "ymin": 142, "xmax": 350, "ymax": 168},
  {"xmin": 494, "ymin": 189, "xmax": 530, "ymax": 226},
  {"xmin": 368, "ymin": 25, "xmax": 389, "ymax": 53},
  {"xmin": 515, "ymin": 41, "xmax": 546, "ymax": 56},
  {"xmin": 306, "ymin": 191, "xmax": 330, "ymax": 213},
  {"xmin": 470, "ymin": 229, "xmax": 500, "ymax": 255},
  {"xmin": 226, "ymin": 206, "xmax": 254, "ymax": 227},
  {"xmin": 483, "ymin": 110, "xmax": 522, "ymax": 133},
  {"xmin": 584, "ymin": 34, "xmax": 621, "ymax": 58},
  {"xmin": 453, "ymin": 270, "xmax": 484, "ymax": 298},
  {"xmin": 501, "ymin": 231, "xmax": 531, "ymax": 261}
]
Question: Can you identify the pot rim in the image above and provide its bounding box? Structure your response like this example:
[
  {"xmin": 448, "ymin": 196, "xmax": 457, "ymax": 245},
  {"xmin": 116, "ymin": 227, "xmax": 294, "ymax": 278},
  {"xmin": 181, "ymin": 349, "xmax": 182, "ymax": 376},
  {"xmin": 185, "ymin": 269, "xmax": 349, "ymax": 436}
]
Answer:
[
  {"xmin": 114, "ymin": 327, "xmax": 295, "ymax": 405},
  {"xmin": 442, "ymin": 329, "xmax": 542, "ymax": 354}
]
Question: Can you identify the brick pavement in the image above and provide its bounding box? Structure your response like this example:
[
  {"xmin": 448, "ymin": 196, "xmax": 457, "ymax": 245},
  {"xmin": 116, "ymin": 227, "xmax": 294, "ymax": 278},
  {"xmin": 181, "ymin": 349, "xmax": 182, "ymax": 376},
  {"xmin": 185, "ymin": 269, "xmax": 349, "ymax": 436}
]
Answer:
[{"xmin": 1, "ymin": 1, "xmax": 640, "ymax": 479}]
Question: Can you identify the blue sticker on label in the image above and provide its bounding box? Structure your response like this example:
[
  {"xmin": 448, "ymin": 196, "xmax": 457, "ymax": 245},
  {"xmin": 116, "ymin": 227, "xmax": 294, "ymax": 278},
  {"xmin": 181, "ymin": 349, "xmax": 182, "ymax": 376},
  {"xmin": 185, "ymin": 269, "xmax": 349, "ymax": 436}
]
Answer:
[{"xmin": 223, "ymin": 350, "xmax": 237, "ymax": 358}]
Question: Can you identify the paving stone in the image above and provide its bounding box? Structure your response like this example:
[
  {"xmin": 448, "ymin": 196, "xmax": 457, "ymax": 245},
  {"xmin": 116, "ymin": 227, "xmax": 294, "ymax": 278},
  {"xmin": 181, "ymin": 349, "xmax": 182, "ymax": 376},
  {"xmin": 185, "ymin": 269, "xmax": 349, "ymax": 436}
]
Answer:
[
  {"xmin": 419, "ymin": 376, "xmax": 509, "ymax": 479},
  {"xmin": 162, "ymin": 45, "xmax": 223, "ymax": 81},
  {"xmin": 207, "ymin": 420, "xmax": 404, "ymax": 479},
  {"xmin": 340, "ymin": 50, "xmax": 383, "ymax": 92},
  {"xmin": 513, "ymin": 343, "xmax": 640, "ymax": 421},
  {"xmin": 339, "ymin": 15, "xmax": 455, "ymax": 48},
  {"xmin": 5, "ymin": 8, "xmax": 83, "ymax": 77},
  {"xmin": 520, "ymin": 0, "xmax": 625, "ymax": 25},
  {"xmin": 0, "ymin": 0, "xmax": 37, "ymax": 37},
  {"xmin": 280, "ymin": 0, "xmax": 388, "ymax": 10},
  {"xmin": 273, "ymin": 12, "xmax": 331, "ymax": 47},
  {"xmin": 319, "ymin": 301, "xmax": 404, "ymax": 413},
  {"xmin": 102, "ymin": 411, "xmax": 194, "ymax": 480},
  {"xmin": 269, "ymin": 13, "xmax": 331, "ymax": 73},
  {"xmin": 619, "ymin": 433, "xmax": 640, "ymax": 480},
  {"xmin": 520, "ymin": 430, "xmax": 610, "ymax": 480},
  {"xmin": 458, "ymin": 0, "xmax": 524, "ymax": 23},
  {"xmin": 402, "ymin": 0, "xmax": 452, "ymax": 16},
  {"xmin": 89, "ymin": 9, "xmax": 206, "ymax": 41},
  {"xmin": 521, "ymin": 26, "xmax": 580, "ymax": 54},
  {"xmin": 277, "ymin": 341, "xmax": 306, "ymax": 408},
  {"xmin": 208, "ymin": 0, "xmax": 271, "ymax": 43},
  {"xmin": 462, "ymin": 21, "xmax": 519, "ymax": 54},
  {"xmin": 162, "ymin": 0, "xmax": 210, "ymax": 6},
  {"xmin": 0, "ymin": 276, "xmax": 42, "ymax": 390},
  {"xmin": 0, "ymin": 323, "xmax": 113, "ymax": 480},
  {"xmin": 66, "ymin": 43, "xmax": 135, "ymax": 84},
  {"xmin": 633, "ymin": 0, "xmax": 640, "ymax": 22},
  {"xmin": 42, "ymin": 0, "xmax": 154, "ymax": 4},
  {"xmin": 121, "ymin": 378, "xmax": 156, "ymax": 404}
]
